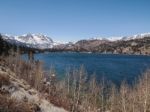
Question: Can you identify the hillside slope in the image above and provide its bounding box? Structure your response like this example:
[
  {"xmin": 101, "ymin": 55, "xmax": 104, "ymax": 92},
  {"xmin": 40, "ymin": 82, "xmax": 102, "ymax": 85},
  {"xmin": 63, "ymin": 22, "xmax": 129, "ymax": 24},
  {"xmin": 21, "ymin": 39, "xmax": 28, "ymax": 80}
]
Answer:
[{"xmin": 0, "ymin": 59, "xmax": 67, "ymax": 112}]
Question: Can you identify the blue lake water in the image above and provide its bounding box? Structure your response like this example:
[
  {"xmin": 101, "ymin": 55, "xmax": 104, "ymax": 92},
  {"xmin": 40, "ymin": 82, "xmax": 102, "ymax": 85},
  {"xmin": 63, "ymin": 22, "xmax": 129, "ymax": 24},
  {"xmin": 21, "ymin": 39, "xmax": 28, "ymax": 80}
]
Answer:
[{"xmin": 23, "ymin": 53, "xmax": 150, "ymax": 84}]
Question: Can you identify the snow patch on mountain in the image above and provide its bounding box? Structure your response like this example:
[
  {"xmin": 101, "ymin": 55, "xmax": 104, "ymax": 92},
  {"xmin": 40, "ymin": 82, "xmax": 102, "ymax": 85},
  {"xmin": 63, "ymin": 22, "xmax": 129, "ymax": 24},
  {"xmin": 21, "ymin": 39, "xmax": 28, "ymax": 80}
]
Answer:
[
  {"xmin": 15, "ymin": 34, "xmax": 54, "ymax": 49},
  {"xmin": 93, "ymin": 33, "xmax": 150, "ymax": 42},
  {"xmin": 122, "ymin": 33, "xmax": 150, "ymax": 41}
]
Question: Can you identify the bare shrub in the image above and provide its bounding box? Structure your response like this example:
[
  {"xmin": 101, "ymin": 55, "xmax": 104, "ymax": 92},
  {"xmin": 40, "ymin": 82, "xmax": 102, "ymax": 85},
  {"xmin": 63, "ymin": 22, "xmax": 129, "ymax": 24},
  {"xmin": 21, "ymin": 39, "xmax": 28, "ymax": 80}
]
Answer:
[{"xmin": 3, "ymin": 54, "xmax": 44, "ymax": 91}]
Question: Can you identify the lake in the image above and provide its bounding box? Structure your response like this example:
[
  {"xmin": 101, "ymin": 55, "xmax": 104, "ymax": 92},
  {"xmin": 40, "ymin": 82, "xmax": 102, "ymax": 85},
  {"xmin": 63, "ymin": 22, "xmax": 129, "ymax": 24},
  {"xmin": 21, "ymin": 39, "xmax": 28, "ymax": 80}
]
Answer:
[{"xmin": 23, "ymin": 52, "xmax": 150, "ymax": 85}]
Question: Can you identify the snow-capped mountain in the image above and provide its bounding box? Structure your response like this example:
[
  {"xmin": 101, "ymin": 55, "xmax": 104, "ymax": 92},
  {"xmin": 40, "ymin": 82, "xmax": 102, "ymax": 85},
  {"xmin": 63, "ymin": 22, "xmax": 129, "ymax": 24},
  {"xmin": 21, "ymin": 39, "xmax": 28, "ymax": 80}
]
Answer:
[
  {"xmin": 1, "ymin": 33, "xmax": 55, "ymax": 49},
  {"xmin": 121, "ymin": 33, "xmax": 150, "ymax": 41},
  {"xmin": 93, "ymin": 33, "xmax": 150, "ymax": 42},
  {"xmin": 15, "ymin": 34, "xmax": 54, "ymax": 49}
]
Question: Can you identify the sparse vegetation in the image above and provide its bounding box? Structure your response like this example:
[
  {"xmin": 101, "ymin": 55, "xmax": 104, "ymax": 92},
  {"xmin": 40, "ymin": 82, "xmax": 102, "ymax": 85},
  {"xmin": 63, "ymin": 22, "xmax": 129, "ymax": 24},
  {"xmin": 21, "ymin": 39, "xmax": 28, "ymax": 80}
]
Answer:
[{"xmin": 1, "ymin": 53, "xmax": 150, "ymax": 112}]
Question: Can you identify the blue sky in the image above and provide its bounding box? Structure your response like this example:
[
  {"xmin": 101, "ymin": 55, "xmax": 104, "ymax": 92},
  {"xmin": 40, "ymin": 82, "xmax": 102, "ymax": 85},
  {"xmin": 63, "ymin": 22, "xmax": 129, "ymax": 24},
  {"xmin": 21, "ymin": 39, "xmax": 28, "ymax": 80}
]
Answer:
[{"xmin": 0, "ymin": 0, "xmax": 150, "ymax": 42}]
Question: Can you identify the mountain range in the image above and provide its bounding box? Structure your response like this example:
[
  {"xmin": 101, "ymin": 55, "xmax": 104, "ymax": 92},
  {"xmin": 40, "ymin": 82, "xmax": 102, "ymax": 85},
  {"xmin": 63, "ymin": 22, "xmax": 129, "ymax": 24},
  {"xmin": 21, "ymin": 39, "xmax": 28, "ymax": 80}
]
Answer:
[{"xmin": 1, "ymin": 33, "xmax": 150, "ymax": 55}]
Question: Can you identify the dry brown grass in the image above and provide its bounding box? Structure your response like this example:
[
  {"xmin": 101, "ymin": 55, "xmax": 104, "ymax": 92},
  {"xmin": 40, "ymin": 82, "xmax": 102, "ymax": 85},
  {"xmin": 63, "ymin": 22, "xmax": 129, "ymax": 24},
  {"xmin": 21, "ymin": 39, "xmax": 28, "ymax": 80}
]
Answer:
[{"xmin": 0, "ymin": 94, "xmax": 33, "ymax": 112}]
